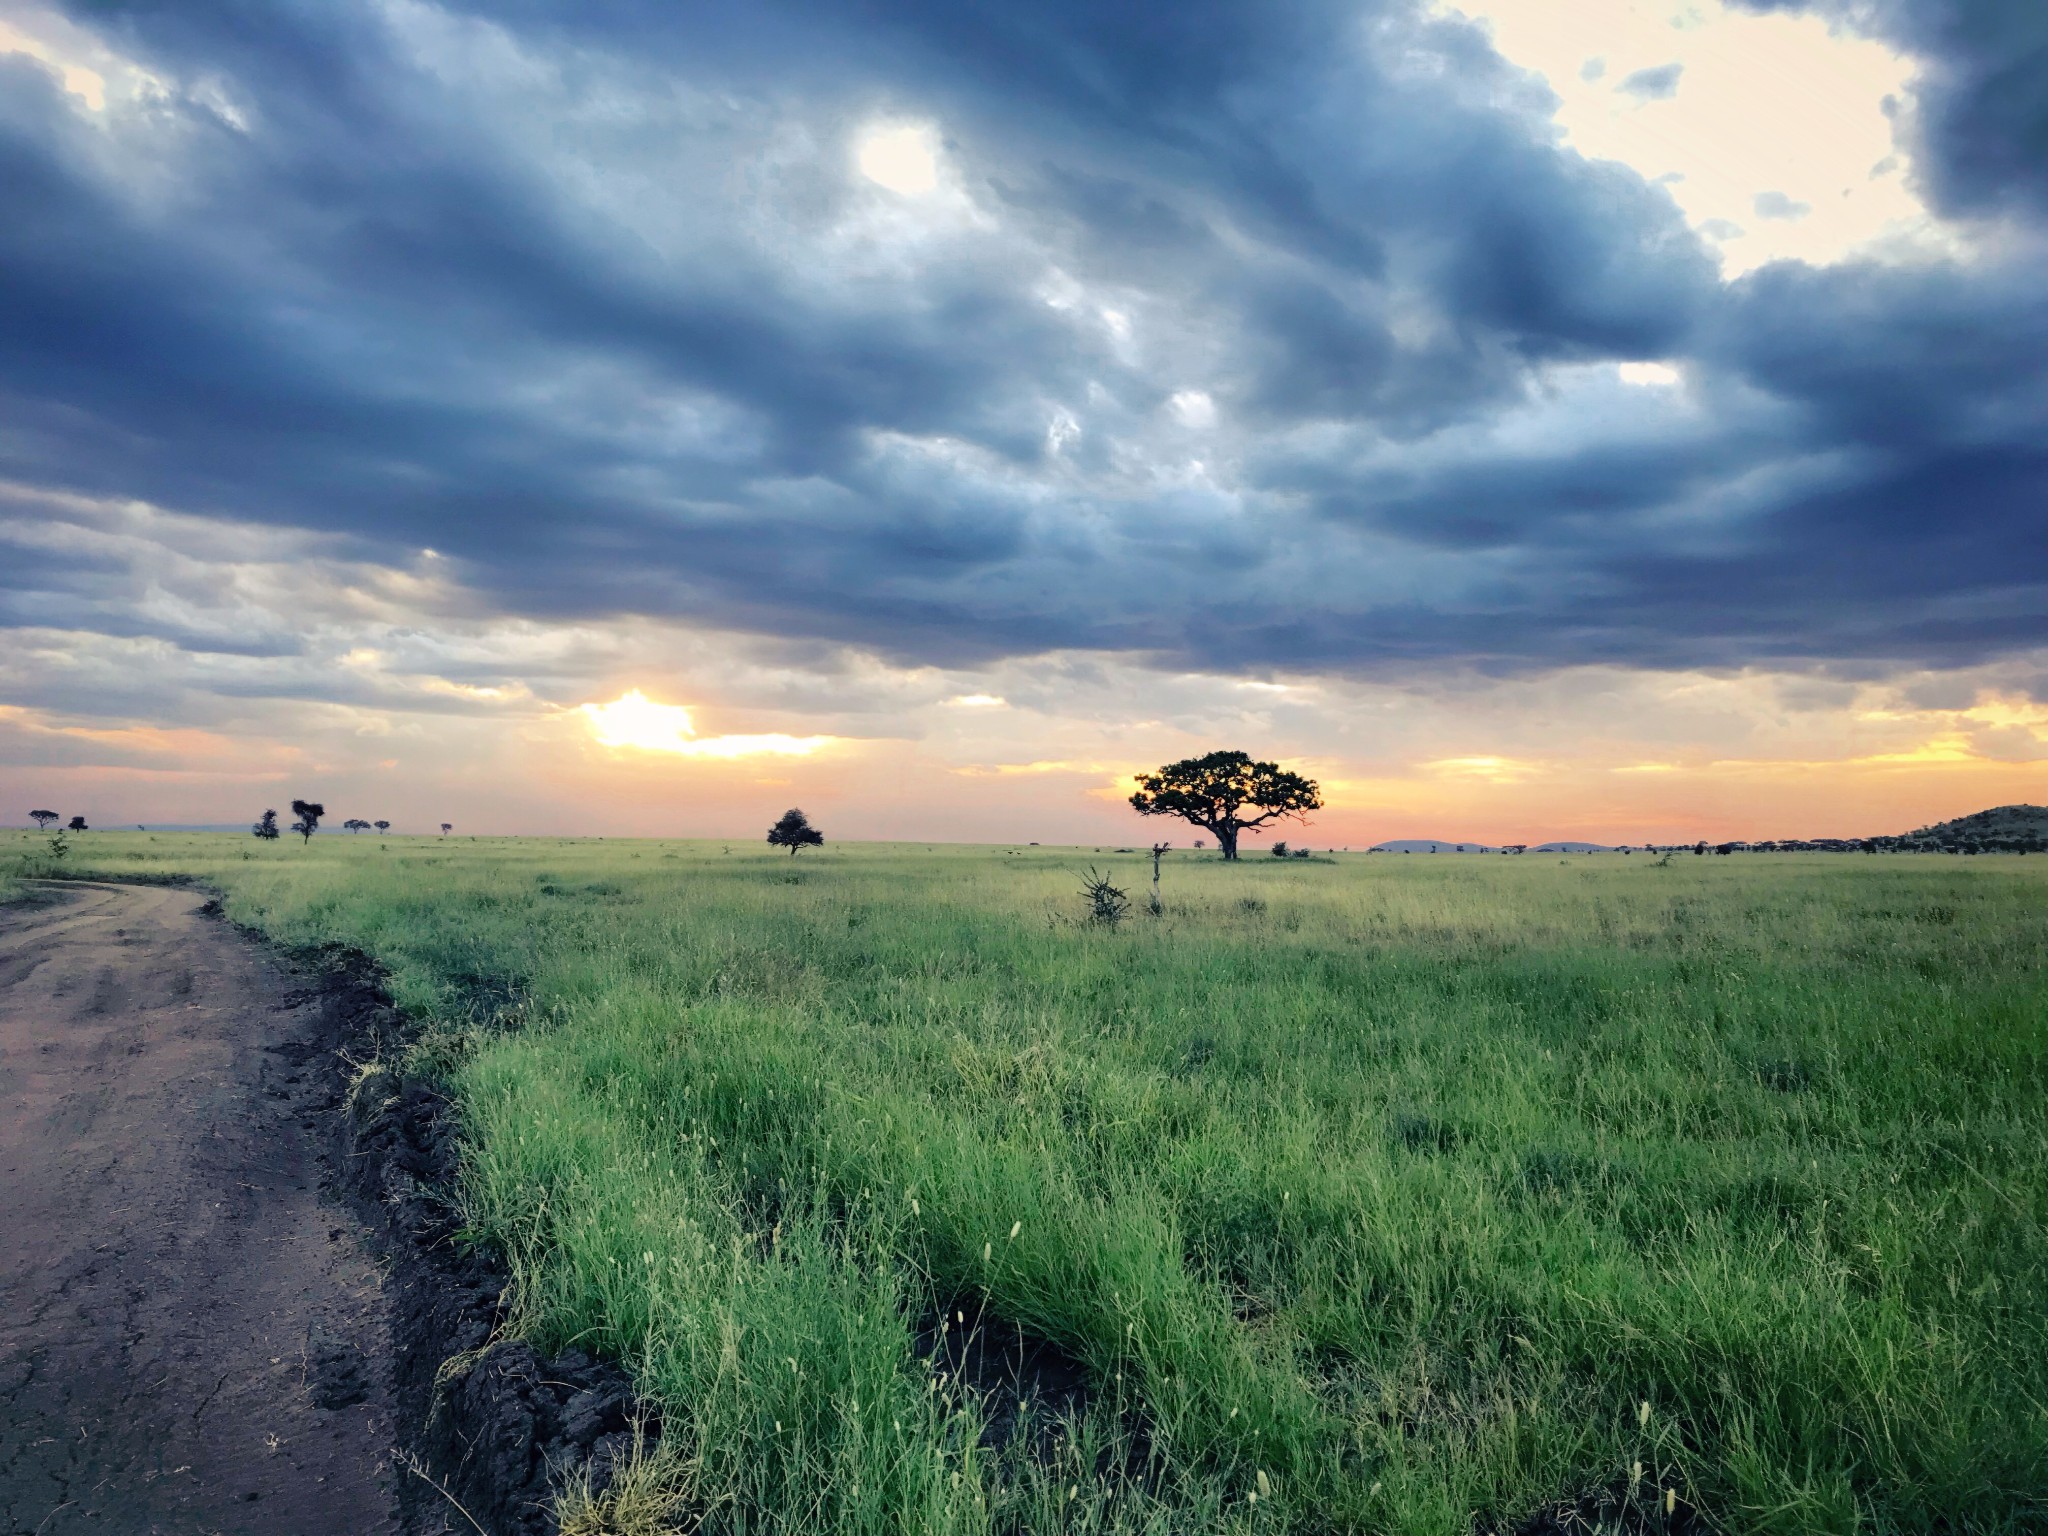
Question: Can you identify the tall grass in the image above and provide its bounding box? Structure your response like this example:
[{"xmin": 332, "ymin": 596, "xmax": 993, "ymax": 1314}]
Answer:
[{"xmin": 8, "ymin": 830, "xmax": 2045, "ymax": 1533}]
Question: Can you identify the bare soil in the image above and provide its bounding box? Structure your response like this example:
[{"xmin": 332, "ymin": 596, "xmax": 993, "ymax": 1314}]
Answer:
[{"xmin": 0, "ymin": 882, "xmax": 399, "ymax": 1535}]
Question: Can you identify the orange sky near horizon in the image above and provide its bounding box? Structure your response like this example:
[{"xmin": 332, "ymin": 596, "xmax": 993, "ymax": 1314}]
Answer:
[{"xmin": 6, "ymin": 673, "xmax": 2040, "ymax": 847}]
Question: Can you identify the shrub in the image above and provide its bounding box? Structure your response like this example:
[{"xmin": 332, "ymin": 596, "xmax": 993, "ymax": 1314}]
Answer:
[{"xmin": 1078, "ymin": 866, "xmax": 1130, "ymax": 926}]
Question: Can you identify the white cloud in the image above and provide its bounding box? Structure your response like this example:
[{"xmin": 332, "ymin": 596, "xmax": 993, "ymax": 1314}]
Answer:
[{"xmin": 1169, "ymin": 389, "xmax": 1217, "ymax": 428}]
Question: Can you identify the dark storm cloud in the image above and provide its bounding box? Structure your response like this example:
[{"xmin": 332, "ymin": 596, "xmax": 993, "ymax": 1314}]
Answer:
[{"xmin": 0, "ymin": 0, "xmax": 2043, "ymax": 694}]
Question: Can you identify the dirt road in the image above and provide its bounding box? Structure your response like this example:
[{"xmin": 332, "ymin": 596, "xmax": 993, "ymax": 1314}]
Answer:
[{"xmin": 0, "ymin": 882, "xmax": 400, "ymax": 1535}]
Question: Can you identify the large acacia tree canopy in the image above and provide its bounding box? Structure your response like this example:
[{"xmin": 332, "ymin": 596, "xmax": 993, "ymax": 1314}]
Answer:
[
  {"xmin": 767, "ymin": 807, "xmax": 826, "ymax": 854},
  {"xmin": 1129, "ymin": 751, "xmax": 1322, "ymax": 843}
]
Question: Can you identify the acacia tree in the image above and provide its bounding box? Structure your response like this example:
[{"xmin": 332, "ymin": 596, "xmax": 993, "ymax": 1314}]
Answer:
[
  {"xmin": 1129, "ymin": 750, "xmax": 1321, "ymax": 861},
  {"xmin": 766, "ymin": 807, "xmax": 824, "ymax": 855},
  {"xmin": 374, "ymin": 820, "xmax": 391, "ymax": 834},
  {"xmin": 66, "ymin": 815, "xmax": 87, "ymax": 832},
  {"xmin": 343, "ymin": 818, "xmax": 371, "ymax": 834},
  {"xmin": 253, "ymin": 809, "xmax": 280, "ymax": 840},
  {"xmin": 440, "ymin": 823, "xmax": 452, "ymax": 836},
  {"xmin": 290, "ymin": 799, "xmax": 325, "ymax": 845},
  {"xmin": 30, "ymin": 809, "xmax": 59, "ymax": 831}
]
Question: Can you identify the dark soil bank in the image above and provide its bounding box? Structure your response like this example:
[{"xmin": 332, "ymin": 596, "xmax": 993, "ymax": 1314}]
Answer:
[
  {"xmin": 333, "ymin": 986, "xmax": 649, "ymax": 1536},
  {"xmin": 0, "ymin": 882, "xmax": 643, "ymax": 1536}
]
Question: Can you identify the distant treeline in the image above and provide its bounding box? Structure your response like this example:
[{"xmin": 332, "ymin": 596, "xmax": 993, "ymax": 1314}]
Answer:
[
  {"xmin": 1661, "ymin": 836, "xmax": 2043, "ymax": 855},
  {"xmin": 1679, "ymin": 804, "xmax": 2047, "ymax": 855}
]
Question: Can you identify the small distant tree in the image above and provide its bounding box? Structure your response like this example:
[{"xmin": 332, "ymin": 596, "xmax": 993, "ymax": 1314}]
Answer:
[
  {"xmin": 67, "ymin": 815, "xmax": 87, "ymax": 832},
  {"xmin": 253, "ymin": 809, "xmax": 280, "ymax": 840},
  {"xmin": 767, "ymin": 807, "xmax": 825, "ymax": 855},
  {"xmin": 30, "ymin": 809, "xmax": 59, "ymax": 831},
  {"xmin": 342, "ymin": 818, "xmax": 370, "ymax": 834},
  {"xmin": 1129, "ymin": 750, "xmax": 1322, "ymax": 861},
  {"xmin": 440, "ymin": 823, "xmax": 452, "ymax": 836},
  {"xmin": 290, "ymin": 799, "xmax": 325, "ymax": 845},
  {"xmin": 1270, "ymin": 840, "xmax": 1290, "ymax": 858},
  {"xmin": 374, "ymin": 820, "xmax": 391, "ymax": 834}
]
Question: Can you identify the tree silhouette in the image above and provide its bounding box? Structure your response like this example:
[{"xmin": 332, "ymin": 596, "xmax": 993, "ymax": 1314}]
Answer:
[
  {"xmin": 1129, "ymin": 750, "xmax": 1321, "ymax": 860},
  {"xmin": 440, "ymin": 823, "xmax": 452, "ymax": 836},
  {"xmin": 766, "ymin": 807, "xmax": 825, "ymax": 854},
  {"xmin": 253, "ymin": 809, "xmax": 280, "ymax": 840},
  {"xmin": 30, "ymin": 809, "xmax": 58, "ymax": 831},
  {"xmin": 290, "ymin": 799, "xmax": 325, "ymax": 844},
  {"xmin": 374, "ymin": 820, "xmax": 391, "ymax": 834},
  {"xmin": 66, "ymin": 815, "xmax": 87, "ymax": 832}
]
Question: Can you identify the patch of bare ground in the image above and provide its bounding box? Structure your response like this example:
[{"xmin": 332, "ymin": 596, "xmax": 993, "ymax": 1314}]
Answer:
[{"xmin": 0, "ymin": 881, "xmax": 649, "ymax": 1536}]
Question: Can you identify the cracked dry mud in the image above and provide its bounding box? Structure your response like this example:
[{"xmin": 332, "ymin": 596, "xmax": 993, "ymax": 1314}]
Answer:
[{"xmin": 0, "ymin": 882, "xmax": 400, "ymax": 1535}]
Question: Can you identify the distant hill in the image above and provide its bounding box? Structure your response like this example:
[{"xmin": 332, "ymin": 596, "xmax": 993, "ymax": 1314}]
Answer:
[
  {"xmin": 1883, "ymin": 804, "xmax": 2048, "ymax": 853},
  {"xmin": 1532, "ymin": 841, "xmax": 1615, "ymax": 853}
]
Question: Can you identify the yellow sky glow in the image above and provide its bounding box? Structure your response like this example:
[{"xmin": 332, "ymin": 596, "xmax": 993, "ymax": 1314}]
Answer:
[{"xmin": 1437, "ymin": 0, "xmax": 1933, "ymax": 274}]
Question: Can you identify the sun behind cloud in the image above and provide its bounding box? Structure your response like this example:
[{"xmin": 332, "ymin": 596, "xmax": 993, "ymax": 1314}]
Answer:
[
  {"xmin": 856, "ymin": 122, "xmax": 941, "ymax": 195},
  {"xmin": 578, "ymin": 690, "xmax": 834, "ymax": 758}
]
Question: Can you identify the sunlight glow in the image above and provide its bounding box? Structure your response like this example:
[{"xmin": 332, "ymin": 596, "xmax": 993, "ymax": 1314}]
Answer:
[
  {"xmin": 1422, "ymin": 755, "xmax": 1544, "ymax": 782},
  {"xmin": 0, "ymin": 18, "xmax": 108, "ymax": 109},
  {"xmin": 1617, "ymin": 361, "xmax": 1682, "ymax": 387},
  {"xmin": 578, "ymin": 690, "xmax": 833, "ymax": 758},
  {"xmin": 857, "ymin": 123, "xmax": 941, "ymax": 195}
]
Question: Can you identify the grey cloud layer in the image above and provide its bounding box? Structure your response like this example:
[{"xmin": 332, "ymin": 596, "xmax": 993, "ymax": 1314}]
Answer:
[{"xmin": 1, "ymin": 0, "xmax": 2043, "ymax": 690}]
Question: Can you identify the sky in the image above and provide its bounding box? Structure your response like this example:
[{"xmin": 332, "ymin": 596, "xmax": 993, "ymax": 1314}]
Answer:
[{"xmin": 2, "ymin": 0, "xmax": 2044, "ymax": 846}]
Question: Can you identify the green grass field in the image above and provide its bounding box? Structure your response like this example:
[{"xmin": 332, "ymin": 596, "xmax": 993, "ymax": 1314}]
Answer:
[{"xmin": 6, "ymin": 831, "xmax": 2044, "ymax": 1534}]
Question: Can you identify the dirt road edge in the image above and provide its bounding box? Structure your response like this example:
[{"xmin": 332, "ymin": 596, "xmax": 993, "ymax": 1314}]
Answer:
[{"xmin": 308, "ymin": 948, "xmax": 651, "ymax": 1536}]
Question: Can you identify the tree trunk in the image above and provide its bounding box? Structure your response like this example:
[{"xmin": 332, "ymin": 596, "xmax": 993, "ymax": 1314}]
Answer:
[{"xmin": 1217, "ymin": 824, "xmax": 1239, "ymax": 860}]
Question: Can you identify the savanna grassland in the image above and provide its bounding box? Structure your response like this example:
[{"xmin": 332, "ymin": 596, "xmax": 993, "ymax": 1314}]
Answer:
[{"xmin": 5, "ymin": 832, "xmax": 2044, "ymax": 1535}]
